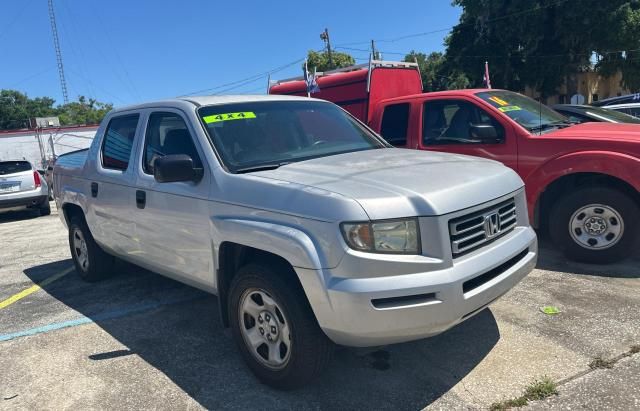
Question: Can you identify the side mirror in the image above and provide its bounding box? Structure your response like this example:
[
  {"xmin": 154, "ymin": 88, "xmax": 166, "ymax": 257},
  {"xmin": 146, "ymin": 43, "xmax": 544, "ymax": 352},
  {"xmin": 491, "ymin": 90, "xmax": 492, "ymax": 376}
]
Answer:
[
  {"xmin": 470, "ymin": 124, "xmax": 500, "ymax": 142},
  {"xmin": 153, "ymin": 154, "xmax": 203, "ymax": 183}
]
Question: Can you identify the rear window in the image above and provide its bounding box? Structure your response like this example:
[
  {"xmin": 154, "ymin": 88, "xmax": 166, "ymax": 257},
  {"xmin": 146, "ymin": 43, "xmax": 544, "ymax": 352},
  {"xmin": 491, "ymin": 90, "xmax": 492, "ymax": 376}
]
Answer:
[
  {"xmin": 0, "ymin": 161, "xmax": 32, "ymax": 175},
  {"xmin": 380, "ymin": 103, "xmax": 410, "ymax": 147},
  {"xmin": 101, "ymin": 114, "xmax": 140, "ymax": 171}
]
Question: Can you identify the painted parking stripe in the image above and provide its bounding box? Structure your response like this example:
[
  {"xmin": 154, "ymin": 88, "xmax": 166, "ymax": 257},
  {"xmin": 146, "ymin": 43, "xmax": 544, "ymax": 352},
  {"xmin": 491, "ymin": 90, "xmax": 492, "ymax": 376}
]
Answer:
[
  {"xmin": 0, "ymin": 294, "xmax": 205, "ymax": 342},
  {"xmin": 0, "ymin": 267, "xmax": 74, "ymax": 310}
]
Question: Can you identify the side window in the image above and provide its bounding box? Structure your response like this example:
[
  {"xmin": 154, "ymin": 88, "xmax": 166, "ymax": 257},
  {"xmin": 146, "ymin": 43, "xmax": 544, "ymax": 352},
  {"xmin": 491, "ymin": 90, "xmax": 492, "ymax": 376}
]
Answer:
[
  {"xmin": 101, "ymin": 114, "xmax": 140, "ymax": 171},
  {"xmin": 143, "ymin": 112, "xmax": 202, "ymax": 175},
  {"xmin": 627, "ymin": 107, "xmax": 640, "ymax": 119},
  {"xmin": 380, "ymin": 103, "xmax": 410, "ymax": 147},
  {"xmin": 422, "ymin": 100, "xmax": 504, "ymax": 145}
]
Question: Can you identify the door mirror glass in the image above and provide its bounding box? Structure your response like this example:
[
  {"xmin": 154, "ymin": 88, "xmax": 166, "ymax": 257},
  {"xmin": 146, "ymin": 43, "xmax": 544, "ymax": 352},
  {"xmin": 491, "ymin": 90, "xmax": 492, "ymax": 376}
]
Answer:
[
  {"xmin": 470, "ymin": 124, "xmax": 500, "ymax": 142},
  {"xmin": 153, "ymin": 154, "xmax": 202, "ymax": 183}
]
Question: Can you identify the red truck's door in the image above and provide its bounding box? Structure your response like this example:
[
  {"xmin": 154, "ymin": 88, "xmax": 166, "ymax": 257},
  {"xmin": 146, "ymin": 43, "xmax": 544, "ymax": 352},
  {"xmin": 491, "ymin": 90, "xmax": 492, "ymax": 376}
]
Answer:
[{"xmin": 412, "ymin": 95, "xmax": 519, "ymax": 171}]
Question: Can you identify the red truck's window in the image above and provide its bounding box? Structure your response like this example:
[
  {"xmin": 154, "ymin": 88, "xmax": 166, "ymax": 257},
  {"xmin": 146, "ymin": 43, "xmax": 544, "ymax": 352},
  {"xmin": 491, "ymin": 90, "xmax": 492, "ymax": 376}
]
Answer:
[
  {"xmin": 380, "ymin": 103, "xmax": 410, "ymax": 147},
  {"xmin": 423, "ymin": 100, "xmax": 504, "ymax": 145},
  {"xmin": 101, "ymin": 114, "xmax": 140, "ymax": 171}
]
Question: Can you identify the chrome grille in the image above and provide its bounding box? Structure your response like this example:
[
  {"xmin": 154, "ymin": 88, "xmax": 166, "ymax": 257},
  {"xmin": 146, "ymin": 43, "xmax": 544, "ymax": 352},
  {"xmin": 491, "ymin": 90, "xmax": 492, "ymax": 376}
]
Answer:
[{"xmin": 449, "ymin": 198, "xmax": 517, "ymax": 257}]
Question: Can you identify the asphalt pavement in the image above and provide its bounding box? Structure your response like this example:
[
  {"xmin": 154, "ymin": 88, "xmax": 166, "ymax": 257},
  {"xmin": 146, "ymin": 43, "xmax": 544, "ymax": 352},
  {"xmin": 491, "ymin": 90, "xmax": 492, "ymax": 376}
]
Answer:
[{"xmin": 0, "ymin": 203, "xmax": 638, "ymax": 410}]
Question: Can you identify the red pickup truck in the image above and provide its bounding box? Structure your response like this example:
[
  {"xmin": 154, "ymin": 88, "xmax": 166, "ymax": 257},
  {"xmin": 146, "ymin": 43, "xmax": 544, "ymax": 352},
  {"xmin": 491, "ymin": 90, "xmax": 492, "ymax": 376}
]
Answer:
[{"xmin": 270, "ymin": 61, "xmax": 640, "ymax": 263}]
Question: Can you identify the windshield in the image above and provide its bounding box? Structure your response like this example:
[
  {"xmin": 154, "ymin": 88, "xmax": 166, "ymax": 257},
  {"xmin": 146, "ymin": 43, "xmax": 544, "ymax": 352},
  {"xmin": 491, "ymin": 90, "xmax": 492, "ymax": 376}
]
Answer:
[
  {"xmin": 198, "ymin": 101, "xmax": 386, "ymax": 173},
  {"xmin": 476, "ymin": 90, "xmax": 568, "ymax": 133},
  {"xmin": 0, "ymin": 161, "xmax": 31, "ymax": 175},
  {"xmin": 584, "ymin": 106, "xmax": 640, "ymax": 123}
]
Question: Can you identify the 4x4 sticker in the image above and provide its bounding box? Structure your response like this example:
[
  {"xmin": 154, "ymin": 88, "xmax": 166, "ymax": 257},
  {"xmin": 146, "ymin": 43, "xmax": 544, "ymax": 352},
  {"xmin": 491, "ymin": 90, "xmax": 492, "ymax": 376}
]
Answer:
[
  {"xmin": 489, "ymin": 96, "xmax": 509, "ymax": 106},
  {"xmin": 203, "ymin": 112, "xmax": 256, "ymax": 123},
  {"xmin": 498, "ymin": 105, "xmax": 522, "ymax": 112}
]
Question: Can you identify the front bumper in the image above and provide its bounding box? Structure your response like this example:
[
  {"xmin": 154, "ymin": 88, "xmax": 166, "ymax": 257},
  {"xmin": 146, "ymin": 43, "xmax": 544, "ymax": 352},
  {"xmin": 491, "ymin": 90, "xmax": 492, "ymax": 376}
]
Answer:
[
  {"xmin": 300, "ymin": 225, "xmax": 537, "ymax": 347},
  {"xmin": 0, "ymin": 189, "xmax": 49, "ymax": 211}
]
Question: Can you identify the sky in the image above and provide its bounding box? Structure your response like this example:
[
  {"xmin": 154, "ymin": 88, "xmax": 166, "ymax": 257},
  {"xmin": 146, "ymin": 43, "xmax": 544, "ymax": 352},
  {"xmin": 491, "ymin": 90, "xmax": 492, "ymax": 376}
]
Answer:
[{"xmin": 0, "ymin": 0, "xmax": 461, "ymax": 107}]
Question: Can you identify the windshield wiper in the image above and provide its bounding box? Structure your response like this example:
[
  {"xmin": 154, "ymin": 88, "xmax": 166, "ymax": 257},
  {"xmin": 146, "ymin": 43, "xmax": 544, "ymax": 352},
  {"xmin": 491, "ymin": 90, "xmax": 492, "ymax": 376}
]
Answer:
[{"xmin": 235, "ymin": 162, "xmax": 291, "ymax": 174}]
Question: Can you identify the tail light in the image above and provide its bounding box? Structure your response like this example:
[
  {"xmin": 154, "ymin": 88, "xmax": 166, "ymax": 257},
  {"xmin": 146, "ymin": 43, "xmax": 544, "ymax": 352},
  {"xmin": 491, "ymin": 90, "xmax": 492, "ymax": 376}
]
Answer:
[{"xmin": 33, "ymin": 171, "xmax": 41, "ymax": 188}]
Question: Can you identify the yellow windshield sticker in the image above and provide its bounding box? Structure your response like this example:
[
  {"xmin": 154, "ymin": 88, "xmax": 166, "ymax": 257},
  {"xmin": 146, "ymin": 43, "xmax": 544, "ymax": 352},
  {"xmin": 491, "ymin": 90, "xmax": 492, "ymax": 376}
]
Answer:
[
  {"xmin": 489, "ymin": 96, "xmax": 509, "ymax": 106},
  {"xmin": 203, "ymin": 112, "xmax": 256, "ymax": 123},
  {"xmin": 498, "ymin": 105, "xmax": 522, "ymax": 112}
]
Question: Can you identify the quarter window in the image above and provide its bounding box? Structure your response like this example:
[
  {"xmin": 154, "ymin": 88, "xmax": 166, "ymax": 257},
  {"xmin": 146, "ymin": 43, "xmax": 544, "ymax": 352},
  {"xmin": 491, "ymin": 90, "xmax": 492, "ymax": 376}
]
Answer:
[
  {"xmin": 101, "ymin": 114, "xmax": 140, "ymax": 171},
  {"xmin": 423, "ymin": 100, "xmax": 504, "ymax": 145},
  {"xmin": 143, "ymin": 112, "xmax": 202, "ymax": 175},
  {"xmin": 380, "ymin": 103, "xmax": 410, "ymax": 147}
]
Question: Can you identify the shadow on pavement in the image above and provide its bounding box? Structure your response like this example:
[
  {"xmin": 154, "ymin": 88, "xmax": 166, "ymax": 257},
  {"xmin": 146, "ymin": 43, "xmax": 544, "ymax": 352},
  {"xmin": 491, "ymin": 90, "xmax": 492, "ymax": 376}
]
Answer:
[
  {"xmin": 0, "ymin": 208, "xmax": 41, "ymax": 224},
  {"xmin": 536, "ymin": 244, "xmax": 640, "ymax": 279},
  {"xmin": 24, "ymin": 259, "xmax": 500, "ymax": 410}
]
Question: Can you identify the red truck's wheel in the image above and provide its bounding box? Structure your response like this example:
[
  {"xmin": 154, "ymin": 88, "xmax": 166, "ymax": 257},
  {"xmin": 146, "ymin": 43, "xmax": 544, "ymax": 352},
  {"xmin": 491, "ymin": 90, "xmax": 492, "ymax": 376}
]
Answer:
[
  {"xmin": 228, "ymin": 263, "xmax": 333, "ymax": 389},
  {"xmin": 549, "ymin": 187, "xmax": 639, "ymax": 263},
  {"xmin": 69, "ymin": 215, "xmax": 115, "ymax": 282}
]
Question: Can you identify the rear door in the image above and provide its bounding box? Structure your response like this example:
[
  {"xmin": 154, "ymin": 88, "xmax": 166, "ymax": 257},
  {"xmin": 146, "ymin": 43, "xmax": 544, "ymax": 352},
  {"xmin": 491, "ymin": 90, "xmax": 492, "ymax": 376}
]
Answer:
[
  {"xmin": 417, "ymin": 97, "xmax": 518, "ymax": 171},
  {"xmin": 0, "ymin": 161, "xmax": 36, "ymax": 195},
  {"xmin": 89, "ymin": 112, "xmax": 142, "ymax": 255},
  {"xmin": 132, "ymin": 109, "xmax": 213, "ymax": 288}
]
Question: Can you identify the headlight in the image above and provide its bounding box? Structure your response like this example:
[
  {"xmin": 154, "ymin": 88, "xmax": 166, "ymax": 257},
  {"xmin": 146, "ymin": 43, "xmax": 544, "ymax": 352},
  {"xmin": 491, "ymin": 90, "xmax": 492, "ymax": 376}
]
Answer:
[{"xmin": 341, "ymin": 218, "xmax": 420, "ymax": 254}]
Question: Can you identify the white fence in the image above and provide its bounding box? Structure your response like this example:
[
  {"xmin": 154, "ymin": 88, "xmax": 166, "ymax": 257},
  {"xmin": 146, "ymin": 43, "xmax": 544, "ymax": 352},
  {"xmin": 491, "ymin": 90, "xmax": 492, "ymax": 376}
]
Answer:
[{"xmin": 0, "ymin": 125, "xmax": 98, "ymax": 169}]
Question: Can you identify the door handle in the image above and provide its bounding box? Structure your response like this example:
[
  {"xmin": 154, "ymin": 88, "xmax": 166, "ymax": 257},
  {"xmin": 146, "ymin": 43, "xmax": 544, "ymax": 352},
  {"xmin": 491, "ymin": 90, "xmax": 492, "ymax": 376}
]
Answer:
[
  {"xmin": 91, "ymin": 182, "xmax": 98, "ymax": 198},
  {"xmin": 136, "ymin": 190, "xmax": 146, "ymax": 209}
]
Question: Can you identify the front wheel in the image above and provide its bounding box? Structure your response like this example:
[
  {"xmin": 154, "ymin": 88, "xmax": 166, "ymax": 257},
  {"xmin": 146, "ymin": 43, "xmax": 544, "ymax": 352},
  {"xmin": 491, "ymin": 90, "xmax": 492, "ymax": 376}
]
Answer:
[
  {"xmin": 549, "ymin": 187, "xmax": 639, "ymax": 263},
  {"xmin": 228, "ymin": 263, "xmax": 333, "ymax": 389}
]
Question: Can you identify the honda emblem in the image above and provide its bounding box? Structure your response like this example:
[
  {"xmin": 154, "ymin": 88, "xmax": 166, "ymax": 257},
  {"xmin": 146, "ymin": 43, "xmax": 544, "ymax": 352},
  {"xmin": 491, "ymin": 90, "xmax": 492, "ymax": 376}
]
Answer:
[{"xmin": 484, "ymin": 212, "xmax": 501, "ymax": 238}]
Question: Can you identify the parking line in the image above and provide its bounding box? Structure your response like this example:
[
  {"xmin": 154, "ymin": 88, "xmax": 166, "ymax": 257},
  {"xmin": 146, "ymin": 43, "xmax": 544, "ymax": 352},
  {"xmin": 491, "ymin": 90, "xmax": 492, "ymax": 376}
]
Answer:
[
  {"xmin": 0, "ymin": 267, "xmax": 74, "ymax": 310},
  {"xmin": 0, "ymin": 294, "xmax": 205, "ymax": 342}
]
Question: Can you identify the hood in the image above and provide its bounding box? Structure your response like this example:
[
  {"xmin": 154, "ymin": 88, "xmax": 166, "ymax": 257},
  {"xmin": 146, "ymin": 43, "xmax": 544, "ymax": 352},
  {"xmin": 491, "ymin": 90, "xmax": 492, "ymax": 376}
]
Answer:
[
  {"xmin": 253, "ymin": 148, "xmax": 523, "ymax": 219},
  {"xmin": 544, "ymin": 122, "xmax": 640, "ymax": 142}
]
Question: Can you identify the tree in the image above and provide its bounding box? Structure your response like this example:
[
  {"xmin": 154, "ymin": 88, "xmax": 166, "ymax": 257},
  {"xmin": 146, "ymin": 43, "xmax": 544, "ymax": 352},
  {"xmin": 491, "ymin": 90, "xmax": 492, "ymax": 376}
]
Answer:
[
  {"xmin": 404, "ymin": 51, "xmax": 470, "ymax": 91},
  {"xmin": 305, "ymin": 50, "xmax": 355, "ymax": 72},
  {"xmin": 0, "ymin": 89, "xmax": 112, "ymax": 130},
  {"xmin": 444, "ymin": 0, "xmax": 640, "ymax": 97}
]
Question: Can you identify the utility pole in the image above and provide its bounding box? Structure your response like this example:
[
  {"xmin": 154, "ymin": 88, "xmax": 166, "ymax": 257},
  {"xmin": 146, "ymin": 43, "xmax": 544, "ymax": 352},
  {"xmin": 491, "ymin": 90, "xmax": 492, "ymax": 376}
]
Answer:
[
  {"xmin": 371, "ymin": 40, "xmax": 379, "ymax": 60},
  {"xmin": 48, "ymin": 0, "xmax": 69, "ymax": 104},
  {"xmin": 320, "ymin": 28, "xmax": 333, "ymax": 69}
]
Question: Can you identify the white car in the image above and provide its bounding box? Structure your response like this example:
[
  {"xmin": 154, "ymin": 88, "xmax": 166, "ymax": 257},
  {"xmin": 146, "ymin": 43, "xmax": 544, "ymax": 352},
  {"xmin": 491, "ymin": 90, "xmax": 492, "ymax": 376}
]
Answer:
[{"xmin": 0, "ymin": 160, "xmax": 51, "ymax": 216}]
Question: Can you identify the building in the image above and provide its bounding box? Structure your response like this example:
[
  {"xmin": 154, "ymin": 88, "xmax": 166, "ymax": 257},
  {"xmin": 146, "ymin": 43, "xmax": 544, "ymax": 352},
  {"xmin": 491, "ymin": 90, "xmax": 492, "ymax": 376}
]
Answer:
[
  {"xmin": 0, "ymin": 124, "xmax": 98, "ymax": 169},
  {"xmin": 524, "ymin": 71, "xmax": 631, "ymax": 105}
]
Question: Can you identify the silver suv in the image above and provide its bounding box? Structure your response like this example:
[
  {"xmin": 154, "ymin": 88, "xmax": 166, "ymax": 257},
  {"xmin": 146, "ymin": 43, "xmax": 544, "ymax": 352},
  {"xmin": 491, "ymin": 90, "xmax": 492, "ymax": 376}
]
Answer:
[
  {"xmin": 54, "ymin": 96, "xmax": 537, "ymax": 389},
  {"xmin": 0, "ymin": 160, "xmax": 51, "ymax": 216}
]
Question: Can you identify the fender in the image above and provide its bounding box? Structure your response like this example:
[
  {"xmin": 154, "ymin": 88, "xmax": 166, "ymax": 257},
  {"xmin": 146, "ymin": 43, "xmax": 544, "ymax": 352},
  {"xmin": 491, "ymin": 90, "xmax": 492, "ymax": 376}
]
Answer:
[
  {"xmin": 211, "ymin": 217, "xmax": 326, "ymax": 270},
  {"xmin": 211, "ymin": 217, "xmax": 336, "ymax": 328},
  {"xmin": 525, "ymin": 150, "xmax": 640, "ymax": 221}
]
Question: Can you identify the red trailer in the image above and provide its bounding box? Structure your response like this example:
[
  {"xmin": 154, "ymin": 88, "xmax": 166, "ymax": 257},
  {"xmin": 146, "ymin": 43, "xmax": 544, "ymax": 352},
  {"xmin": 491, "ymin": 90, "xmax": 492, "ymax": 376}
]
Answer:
[{"xmin": 268, "ymin": 60, "xmax": 423, "ymax": 125}]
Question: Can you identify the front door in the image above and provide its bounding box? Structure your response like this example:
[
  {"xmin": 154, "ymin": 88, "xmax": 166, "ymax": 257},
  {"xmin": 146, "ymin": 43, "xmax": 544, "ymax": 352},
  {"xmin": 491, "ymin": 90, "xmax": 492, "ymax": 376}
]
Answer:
[
  {"xmin": 132, "ymin": 110, "xmax": 213, "ymax": 288},
  {"xmin": 417, "ymin": 98, "xmax": 518, "ymax": 172}
]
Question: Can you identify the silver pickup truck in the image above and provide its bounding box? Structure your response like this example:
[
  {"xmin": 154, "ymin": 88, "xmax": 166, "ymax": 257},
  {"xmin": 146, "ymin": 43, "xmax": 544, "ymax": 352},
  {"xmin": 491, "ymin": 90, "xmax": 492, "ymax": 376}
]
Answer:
[{"xmin": 54, "ymin": 95, "xmax": 537, "ymax": 389}]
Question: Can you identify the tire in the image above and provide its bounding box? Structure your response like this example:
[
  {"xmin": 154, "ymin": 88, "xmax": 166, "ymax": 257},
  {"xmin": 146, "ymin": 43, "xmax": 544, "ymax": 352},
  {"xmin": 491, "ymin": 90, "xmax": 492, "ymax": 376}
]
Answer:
[
  {"xmin": 39, "ymin": 201, "xmax": 51, "ymax": 216},
  {"xmin": 228, "ymin": 263, "xmax": 334, "ymax": 389},
  {"xmin": 549, "ymin": 186, "xmax": 639, "ymax": 263},
  {"xmin": 68, "ymin": 214, "xmax": 114, "ymax": 282}
]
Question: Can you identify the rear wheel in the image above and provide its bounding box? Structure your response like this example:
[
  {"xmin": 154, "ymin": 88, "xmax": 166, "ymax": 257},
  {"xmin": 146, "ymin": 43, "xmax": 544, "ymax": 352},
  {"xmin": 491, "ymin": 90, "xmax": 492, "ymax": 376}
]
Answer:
[
  {"xmin": 549, "ymin": 187, "xmax": 639, "ymax": 263},
  {"xmin": 69, "ymin": 215, "xmax": 114, "ymax": 282},
  {"xmin": 228, "ymin": 263, "xmax": 333, "ymax": 389}
]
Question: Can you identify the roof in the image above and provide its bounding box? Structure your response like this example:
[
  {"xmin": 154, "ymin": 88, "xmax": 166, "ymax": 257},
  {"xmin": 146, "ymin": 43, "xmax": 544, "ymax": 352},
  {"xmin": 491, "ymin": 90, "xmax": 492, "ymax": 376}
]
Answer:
[
  {"xmin": 113, "ymin": 94, "xmax": 320, "ymax": 113},
  {"xmin": 592, "ymin": 93, "xmax": 640, "ymax": 107},
  {"xmin": 379, "ymin": 88, "xmax": 495, "ymax": 104}
]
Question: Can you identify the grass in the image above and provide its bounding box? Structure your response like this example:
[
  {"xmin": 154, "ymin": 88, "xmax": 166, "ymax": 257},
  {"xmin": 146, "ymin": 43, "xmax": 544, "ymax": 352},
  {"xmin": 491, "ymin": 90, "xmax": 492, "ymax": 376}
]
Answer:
[{"xmin": 489, "ymin": 376, "xmax": 558, "ymax": 410}]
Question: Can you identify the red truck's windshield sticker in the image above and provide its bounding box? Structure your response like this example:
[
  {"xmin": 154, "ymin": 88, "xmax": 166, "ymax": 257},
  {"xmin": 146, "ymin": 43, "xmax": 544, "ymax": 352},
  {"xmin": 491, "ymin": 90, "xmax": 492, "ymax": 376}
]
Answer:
[
  {"xmin": 203, "ymin": 112, "xmax": 256, "ymax": 124},
  {"xmin": 488, "ymin": 96, "xmax": 509, "ymax": 106},
  {"xmin": 498, "ymin": 105, "xmax": 522, "ymax": 112}
]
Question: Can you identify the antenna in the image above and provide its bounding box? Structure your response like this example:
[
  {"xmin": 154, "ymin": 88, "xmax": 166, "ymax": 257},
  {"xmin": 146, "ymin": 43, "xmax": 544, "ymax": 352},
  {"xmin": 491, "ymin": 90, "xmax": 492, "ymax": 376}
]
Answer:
[{"xmin": 48, "ymin": 0, "xmax": 69, "ymax": 104}]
